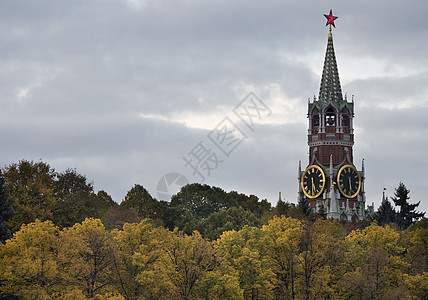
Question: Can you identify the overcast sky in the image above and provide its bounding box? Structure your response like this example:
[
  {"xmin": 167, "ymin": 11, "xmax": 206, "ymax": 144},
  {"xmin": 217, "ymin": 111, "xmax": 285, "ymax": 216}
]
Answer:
[{"xmin": 1, "ymin": 0, "xmax": 427, "ymax": 214}]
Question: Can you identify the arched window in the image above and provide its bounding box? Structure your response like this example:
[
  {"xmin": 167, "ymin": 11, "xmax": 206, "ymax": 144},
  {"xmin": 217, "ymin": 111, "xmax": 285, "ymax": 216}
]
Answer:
[
  {"xmin": 326, "ymin": 107, "xmax": 336, "ymax": 126},
  {"xmin": 313, "ymin": 114, "xmax": 319, "ymax": 126},
  {"xmin": 311, "ymin": 108, "xmax": 320, "ymax": 133},
  {"xmin": 342, "ymin": 115, "xmax": 350, "ymax": 127},
  {"xmin": 341, "ymin": 107, "xmax": 350, "ymax": 127}
]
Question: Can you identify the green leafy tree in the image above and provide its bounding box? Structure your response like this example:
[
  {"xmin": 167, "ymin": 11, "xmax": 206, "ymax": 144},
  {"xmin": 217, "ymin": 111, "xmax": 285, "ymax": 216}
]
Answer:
[
  {"xmin": 171, "ymin": 183, "xmax": 231, "ymax": 218},
  {"xmin": 0, "ymin": 176, "xmax": 13, "ymax": 243},
  {"xmin": 167, "ymin": 184, "xmax": 272, "ymax": 234},
  {"xmin": 166, "ymin": 183, "xmax": 231, "ymax": 232},
  {"xmin": 95, "ymin": 191, "xmax": 116, "ymax": 220},
  {"xmin": 276, "ymin": 199, "xmax": 304, "ymax": 220},
  {"xmin": 120, "ymin": 184, "xmax": 166, "ymax": 223},
  {"xmin": 2, "ymin": 160, "xmax": 56, "ymax": 233},
  {"xmin": 391, "ymin": 182, "xmax": 424, "ymax": 230},
  {"xmin": 197, "ymin": 206, "xmax": 261, "ymax": 240},
  {"xmin": 53, "ymin": 169, "xmax": 114, "ymax": 228},
  {"xmin": 228, "ymin": 191, "xmax": 271, "ymax": 218}
]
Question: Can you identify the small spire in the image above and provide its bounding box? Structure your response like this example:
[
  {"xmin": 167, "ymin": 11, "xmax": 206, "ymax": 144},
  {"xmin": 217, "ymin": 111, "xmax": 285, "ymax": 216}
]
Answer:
[{"xmin": 382, "ymin": 188, "xmax": 386, "ymax": 203}]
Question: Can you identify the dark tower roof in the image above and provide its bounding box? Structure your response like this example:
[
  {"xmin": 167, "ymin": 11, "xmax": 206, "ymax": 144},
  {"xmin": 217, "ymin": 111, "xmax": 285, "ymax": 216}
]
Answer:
[{"xmin": 318, "ymin": 29, "xmax": 343, "ymax": 102}]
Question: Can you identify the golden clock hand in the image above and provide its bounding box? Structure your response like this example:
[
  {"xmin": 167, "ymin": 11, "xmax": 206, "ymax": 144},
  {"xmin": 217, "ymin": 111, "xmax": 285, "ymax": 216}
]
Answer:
[
  {"xmin": 311, "ymin": 177, "xmax": 316, "ymax": 194},
  {"xmin": 348, "ymin": 177, "xmax": 352, "ymax": 192}
]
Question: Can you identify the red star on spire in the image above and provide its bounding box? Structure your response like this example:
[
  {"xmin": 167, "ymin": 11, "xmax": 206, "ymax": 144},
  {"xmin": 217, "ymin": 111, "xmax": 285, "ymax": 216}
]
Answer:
[{"xmin": 324, "ymin": 9, "xmax": 338, "ymax": 27}]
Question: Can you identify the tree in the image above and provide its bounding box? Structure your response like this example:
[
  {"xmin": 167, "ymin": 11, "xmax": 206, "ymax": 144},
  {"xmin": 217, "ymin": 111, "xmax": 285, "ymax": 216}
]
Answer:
[
  {"xmin": 374, "ymin": 197, "xmax": 396, "ymax": 226},
  {"xmin": 166, "ymin": 183, "xmax": 231, "ymax": 232},
  {"xmin": 112, "ymin": 219, "xmax": 167, "ymax": 299},
  {"xmin": 167, "ymin": 184, "xmax": 273, "ymax": 234},
  {"xmin": 2, "ymin": 160, "xmax": 56, "ymax": 233},
  {"xmin": 120, "ymin": 184, "xmax": 166, "ymax": 223},
  {"xmin": 296, "ymin": 219, "xmax": 346, "ymax": 299},
  {"xmin": 261, "ymin": 216, "xmax": 303, "ymax": 299},
  {"xmin": 275, "ymin": 198, "xmax": 289, "ymax": 216},
  {"xmin": 276, "ymin": 199, "xmax": 304, "ymax": 220},
  {"xmin": 391, "ymin": 182, "xmax": 425, "ymax": 230},
  {"xmin": 0, "ymin": 176, "xmax": 13, "ymax": 243},
  {"xmin": 58, "ymin": 218, "xmax": 118, "ymax": 298},
  {"xmin": 340, "ymin": 222, "xmax": 407, "ymax": 299},
  {"xmin": 197, "ymin": 206, "xmax": 261, "ymax": 240},
  {"xmin": 0, "ymin": 220, "xmax": 61, "ymax": 298},
  {"xmin": 215, "ymin": 226, "xmax": 276, "ymax": 299},
  {"xmin": 53, "ymin": 169, "xmax": 114, "ymax": 228},
  {"xmin": 171, "ymin": 183, "xmax": 231, "ymax": 218},
  {"xmin": 103, "ymin": 204, "xmax": 141, "ymax": 230},
  {"xmin": 298, "ymin": 198, "xmax": 312, "ymax": 218},
  {"xmin": 228, "ymin": 191, "xmax": 271, "ymax": 218},
  {"xmin": 159, "ymin": 229, "xmax": 218, "ymax": 299},
  {"xmin": 402, "ymin": 218, "xmax": 428, "ymax": 275},
  {"xmin": 316, "ymin": 202, "xmax": 327, "ymax": 220}
]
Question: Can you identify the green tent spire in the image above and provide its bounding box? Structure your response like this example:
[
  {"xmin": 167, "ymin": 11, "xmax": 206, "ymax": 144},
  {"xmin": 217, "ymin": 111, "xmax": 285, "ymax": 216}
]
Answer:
[{"xmin": 318, "ymin": 27, "xmax": 343, "ymax": 102}]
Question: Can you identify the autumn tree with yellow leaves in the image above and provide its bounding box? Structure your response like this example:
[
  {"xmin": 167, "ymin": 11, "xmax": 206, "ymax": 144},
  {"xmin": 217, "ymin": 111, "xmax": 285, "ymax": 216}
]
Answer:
[{"xmin": 1, "ymin": 216, "xmax": 427, "ymax": 299}]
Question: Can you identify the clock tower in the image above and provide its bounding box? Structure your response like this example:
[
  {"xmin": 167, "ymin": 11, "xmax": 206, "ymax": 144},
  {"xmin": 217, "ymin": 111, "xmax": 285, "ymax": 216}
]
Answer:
[{"xmin": 298, "ymin": 10, "xmax": 372, "ymax": 221}]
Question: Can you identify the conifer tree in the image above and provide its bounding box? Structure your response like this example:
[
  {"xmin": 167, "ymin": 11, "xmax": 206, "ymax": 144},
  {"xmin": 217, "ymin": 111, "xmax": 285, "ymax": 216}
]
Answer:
[
  {"xmin": 391, "ymin": 182, "xmax": 424, "ymax": 230},
  {"xmin": 317, "ymin": 202, "xmax": 327, "ymax": 220},
  {"xmin": 298, "ymin": 198, "xmax": 312, "ymax": 217},
  {"xmin": 276, "ymin": 198, "xmax": 288, "ymax": 215},
  {"xmin": 374, "ymin": 197, "xmax": 396, "ymax": 226}
]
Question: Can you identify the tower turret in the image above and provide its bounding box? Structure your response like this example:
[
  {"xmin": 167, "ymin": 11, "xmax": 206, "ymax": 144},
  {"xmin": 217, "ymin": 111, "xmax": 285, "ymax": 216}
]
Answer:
[{"xmin": 298, "ymin": 10, "xmax": 368, "ymax": 221}]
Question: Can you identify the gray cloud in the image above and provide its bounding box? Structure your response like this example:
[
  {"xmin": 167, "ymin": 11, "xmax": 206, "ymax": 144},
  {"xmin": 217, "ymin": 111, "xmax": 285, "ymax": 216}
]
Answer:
[{"xmin": 0, "ymin": 0, "xmax": 427, "ymax": 213}]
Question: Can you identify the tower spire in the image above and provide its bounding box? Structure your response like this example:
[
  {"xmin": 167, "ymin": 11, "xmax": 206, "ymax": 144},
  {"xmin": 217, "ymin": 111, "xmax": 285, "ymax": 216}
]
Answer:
[{"xmin": 319, "ymin": 10, "xmax": 342, "ymax": 102}]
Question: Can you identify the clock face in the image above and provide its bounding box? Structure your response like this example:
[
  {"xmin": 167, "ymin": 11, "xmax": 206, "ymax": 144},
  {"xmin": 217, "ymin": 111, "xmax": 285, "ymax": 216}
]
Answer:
[
  {"xmin": 337, "ymin": 164, "xmax": 361, "ymax": 198},
  {"xmin": 301, "ymin": 165, "xmax": 325, "ymax": 199}
]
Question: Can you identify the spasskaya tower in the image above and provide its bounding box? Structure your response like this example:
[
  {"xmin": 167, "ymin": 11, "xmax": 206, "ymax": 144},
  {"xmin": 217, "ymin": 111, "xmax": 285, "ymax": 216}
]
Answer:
[{"xmin": 298, "ymin": 10, "xmax": 373, "ymax": 221}]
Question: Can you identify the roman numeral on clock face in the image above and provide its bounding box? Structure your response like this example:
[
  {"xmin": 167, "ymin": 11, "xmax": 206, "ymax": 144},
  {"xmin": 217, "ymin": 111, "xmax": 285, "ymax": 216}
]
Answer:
[
  {"xmin": 301, "ymin": 165, "xmax": 326, "ymax": 199},
  {"xmin": 337, "ymin": 164, "xmax": 361, "ymax": 198}
]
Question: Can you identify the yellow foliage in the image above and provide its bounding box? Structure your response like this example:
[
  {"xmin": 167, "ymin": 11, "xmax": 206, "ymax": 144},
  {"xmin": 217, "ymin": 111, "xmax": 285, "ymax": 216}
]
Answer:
[
  {"xmin": 346, "ymin": 222, "xmax": 403, "ymax": 255},
  {"xmin": 0, "ymin": 219, "xmax": 60, "ymax": 298},
  {"xmin": 403, "ymin": 272, "xmax": 428, "ymax": 299},
  {"xmin": 1, "ymin": 217, "xmax": 427, "ymax": 299}
]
